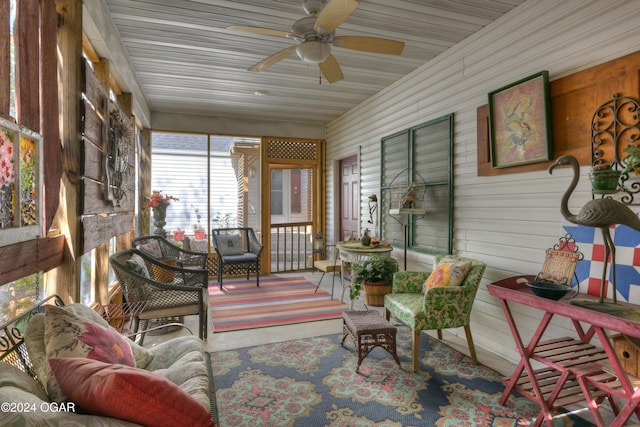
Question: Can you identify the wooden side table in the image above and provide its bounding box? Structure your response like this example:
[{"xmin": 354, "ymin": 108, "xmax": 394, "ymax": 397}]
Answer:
[
  {"xmin": 341, "ymin": 310, "xmax": 402, "ymax": 373},
  {"xmin": 488, "ymin": 275, "xmax": 640, "ymax": 427}
]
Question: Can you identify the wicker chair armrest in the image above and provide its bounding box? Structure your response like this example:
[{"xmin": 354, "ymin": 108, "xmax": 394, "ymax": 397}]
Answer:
[
  {"xmin": 247, "ymin": 228, "xmax": 264, "ymax": 255},
  {"xmin": 127, "ymin": 323, "xmax": 193, "ymax": 342},
  {"xmin": 112, "ymin": 250, "xmax": 208, "ymax": 292},
  {"xmin": 133, "ymin": 235, "xmax": 208, "ymax": 269},
  {"xmin": 177, "ymin": 251, "xmax": 208, "ymax": 269}
]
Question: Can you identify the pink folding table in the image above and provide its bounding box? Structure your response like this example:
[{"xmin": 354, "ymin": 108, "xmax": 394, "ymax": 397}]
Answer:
[{"xmin": 488, "ymin": 275, "xmax": 640, "ymax": 427}]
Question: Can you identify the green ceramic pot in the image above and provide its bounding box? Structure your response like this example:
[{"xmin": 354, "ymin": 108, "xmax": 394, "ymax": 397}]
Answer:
[{"xmin": 588, "ymin": 169, "xmax": 621, "ymax": 194}]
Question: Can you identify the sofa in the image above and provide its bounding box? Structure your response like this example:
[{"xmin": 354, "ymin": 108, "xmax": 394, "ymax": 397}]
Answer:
[{"xmin": 0, "ymin": 295, "xmax": 217, "ymax": 426}]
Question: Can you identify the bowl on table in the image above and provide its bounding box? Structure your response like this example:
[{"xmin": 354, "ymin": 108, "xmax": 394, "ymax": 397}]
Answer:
[{"xmin": 526, "ymin": 281, "xmax": 572, "ymax": 301}]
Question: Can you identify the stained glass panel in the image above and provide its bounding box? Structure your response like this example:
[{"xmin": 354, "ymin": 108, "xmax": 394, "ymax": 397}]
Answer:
[
  {"xmin": 20, "ymin": 134, "xmax": 37, "ymax": 225},
  {"xmin": 0, "ymin": 118, "xmax": 42, "ymax": 246},
  {"xmin": 0, "ymin": 122, "xmax": 17, "ymax": 229}
]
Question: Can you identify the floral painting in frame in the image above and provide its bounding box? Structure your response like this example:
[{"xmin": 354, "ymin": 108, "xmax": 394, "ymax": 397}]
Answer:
[{"xmin": 488, "ymin": 71, "xmax": 552, "ymax": 168}]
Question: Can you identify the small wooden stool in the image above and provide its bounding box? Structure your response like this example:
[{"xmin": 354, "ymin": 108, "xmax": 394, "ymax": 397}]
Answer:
[{"xmin": 341, "ymin": 310, "xmax": 402, "ymax": 373}]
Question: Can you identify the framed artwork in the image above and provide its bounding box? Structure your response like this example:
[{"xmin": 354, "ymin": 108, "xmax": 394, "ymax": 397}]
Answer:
[{"xmin": 488, "ymin": 71, "xmax": 552, "ymax": 168}]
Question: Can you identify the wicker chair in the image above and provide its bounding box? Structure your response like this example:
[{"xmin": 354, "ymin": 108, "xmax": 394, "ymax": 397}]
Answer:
[
  {"xmin": 211, "ymin": 227, "xmax": 263, "ymax": 289},
  {"xmin": 384, "ymin": 254, "xmax": 486, "ymax": 372},
  {"xmin": 110, "ymin": 248, "xmax": 209, "ymax": 345},
  {"xmin": 132, "ymin": 235, "xmax": 208, "ymax": 269}
]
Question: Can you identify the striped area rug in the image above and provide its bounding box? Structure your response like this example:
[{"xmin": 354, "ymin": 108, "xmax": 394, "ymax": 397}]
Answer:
[{"xmin": 209, "ymin": 277, "xmax": 347, "ymax": 332}]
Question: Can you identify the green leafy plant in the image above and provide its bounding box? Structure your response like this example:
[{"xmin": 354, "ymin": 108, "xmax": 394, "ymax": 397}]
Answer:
[{"xmin": 349, "ymin": 255, "xmax": 398, "ymax": 300}]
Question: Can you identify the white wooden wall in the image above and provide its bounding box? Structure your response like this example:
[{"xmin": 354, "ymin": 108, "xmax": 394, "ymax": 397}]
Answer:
[{"xmin": 325, "ymin": 0, "xmax": 640, "ymax": 365}]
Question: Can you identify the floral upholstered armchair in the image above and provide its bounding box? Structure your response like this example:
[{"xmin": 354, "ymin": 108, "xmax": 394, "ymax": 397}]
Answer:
[{"xmin": 384, "ymin": 254, "xmax": 486, "ymax": 372}]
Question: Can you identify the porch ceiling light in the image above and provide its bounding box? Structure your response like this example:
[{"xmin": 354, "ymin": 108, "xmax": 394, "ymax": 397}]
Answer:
[{"xmin": 296, "ymin": 40, "xmax": 331, "ymax": 64}]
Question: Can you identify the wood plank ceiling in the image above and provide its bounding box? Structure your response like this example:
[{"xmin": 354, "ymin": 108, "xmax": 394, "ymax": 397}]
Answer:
[{"xmin": 102, "ymin": 0, "xmax": 525, "ymax": 125}]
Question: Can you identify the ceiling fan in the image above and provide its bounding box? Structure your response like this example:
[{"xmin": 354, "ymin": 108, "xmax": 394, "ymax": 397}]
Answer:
[{"xmin": 227, "ymin": 0, "xmax": 405, "ymax": 83}]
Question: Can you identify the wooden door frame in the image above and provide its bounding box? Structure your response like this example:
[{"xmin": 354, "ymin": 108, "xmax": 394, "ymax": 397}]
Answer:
[{"xmin": 260, "ymin": 137, "xmax": 324, "ymax": 273}]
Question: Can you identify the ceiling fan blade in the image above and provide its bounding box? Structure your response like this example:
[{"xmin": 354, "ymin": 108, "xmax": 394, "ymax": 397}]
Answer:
[
  {"xmin": 227, "ymin": 25, "xmax": 290, "ymax": 38},
  {"xmin": 333, "ymin": 36, "xmax": 404, "ymax": 55},
  {"xmin": 318, "ymin": 54, "xmax": 344, "ymax": 83},
  {"xmin": 314, "ymin": 0, "xmax": 358, "ymax": 34},
  {"xmin": 248, "ymin": 46, "xmax": 296, "ymax": 72}
]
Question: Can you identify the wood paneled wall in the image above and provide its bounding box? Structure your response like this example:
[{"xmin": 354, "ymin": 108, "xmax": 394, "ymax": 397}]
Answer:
[
  {"xmin": 477, "ymin": 50, "xmax": 640, "ymax": 176},
  {"xmin": 80, "ymin": 59, "xmax": 135, "ymax": 254},
  {"xmin": 0, "ymin": 0, "xmax": 61, "ymax": 286}
]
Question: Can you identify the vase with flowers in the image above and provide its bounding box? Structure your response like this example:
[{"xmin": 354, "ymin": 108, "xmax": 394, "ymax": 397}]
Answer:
[{"xmin": 147, "ymin": 190, "xmax": 178, "ymax": 237}]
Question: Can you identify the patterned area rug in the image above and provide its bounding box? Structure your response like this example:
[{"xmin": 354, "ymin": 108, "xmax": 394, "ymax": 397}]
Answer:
[
  {"xmin": 209, "ymin": 277, "xmax": 347, "ymax": 332},
  {"xmin": 210, "ymin": 327, "xmax": 594, "ymax": 426}
]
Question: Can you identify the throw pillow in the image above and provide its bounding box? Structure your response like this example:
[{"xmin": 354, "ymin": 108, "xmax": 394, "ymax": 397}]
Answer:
[
  {"xmin": 44, "ymin": 305, "xmax": 136, "ymax": 402},
  {"xmin": 136, "ymin": 240, "xmax": 163, "ymax": 259},
  {"xmin": 49, "ymin": 358, "xmax": 215, "ymax": 427},
  {"xmin": 424, "ymin": 257, "xmax": 472, "ymax": 292},
  {"xmin": 64, "ymin": 303, "xmax": 153, "ymax": 370},
  {"xmin": 216, "ymin": 234, "xmax": 243, "ymax": 256},
  {"xmin": 124, "ymin": 253, "xmax": 150, "ymax": 279}
]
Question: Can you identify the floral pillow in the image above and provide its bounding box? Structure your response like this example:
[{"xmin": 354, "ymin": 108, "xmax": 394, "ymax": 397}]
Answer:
[
  {"xmin": 43, "ymin": 305, "xmax": 136, "ymax": 402},
  {"xmin": 423, "ymin": 257, "xmax": 472, "ymax": 292},
  {"xmin": 216, "ymin": 234, "xmax": 244, "ymax": 256},
  {"xmin": 124, "ymin": 253, "xmax": 150, "ymax": 278},
  {"xmin": 136, "ymin": 240, "xmax": 163, "ymax": 259}
]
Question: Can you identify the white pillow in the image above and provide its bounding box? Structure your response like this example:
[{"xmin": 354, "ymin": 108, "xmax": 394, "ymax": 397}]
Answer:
[
  {"xmin": 124, "ymin": 253, "xmax": 150, "ymax": 278},
  {"xmin": 216, "ymin": 234, "xmax": 243, "ymax": 256}
]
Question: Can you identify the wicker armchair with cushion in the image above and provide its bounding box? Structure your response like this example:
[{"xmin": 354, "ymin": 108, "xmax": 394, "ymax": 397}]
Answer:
[
  {"xmin": 110, "ymin": 248, "xmax": 208, "ymax": 345},
  {"xmin": 211, "ymin": 227, "xmax": 263, "ymax": 289},
  {"xmin": 384, "ymin": 254, "xmax": 486, "ymax": 372},
  {"xmin": 132, "ymin": 235, "xmax": 208, "ymax": 269}
]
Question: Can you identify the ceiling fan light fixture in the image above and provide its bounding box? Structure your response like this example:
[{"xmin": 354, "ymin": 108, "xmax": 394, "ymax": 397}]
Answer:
[
  {"xmin": 303, "ymin": 0, "xmax": 326, "ymax": 15},
  {"xmin": 296, "ymin": 40, "xmax": 331, "ymax": 63}
]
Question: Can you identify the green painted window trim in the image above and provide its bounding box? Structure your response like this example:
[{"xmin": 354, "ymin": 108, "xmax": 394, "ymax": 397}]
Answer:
[{"xmin": 380, "ymin": 114, "xmax": 454, "ymax": 255}]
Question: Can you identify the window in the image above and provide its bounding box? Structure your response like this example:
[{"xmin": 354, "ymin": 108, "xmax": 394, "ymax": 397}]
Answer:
[
  {"xmin": 380, "ymin": 114, "xmax": 453, "ymax": 254},
  {"xmin": 0, "ymin": 1, "xmax": 43, "ymax": 247},
  {"xmin": 150, "ymin": 132, "xmax": 260, "ymax": 238},
  {"xmin": 271, "ymin": 170, "xmax": 283, "ymax": 215}
]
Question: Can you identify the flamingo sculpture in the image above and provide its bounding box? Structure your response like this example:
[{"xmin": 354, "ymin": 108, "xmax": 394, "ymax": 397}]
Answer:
[{"xmin": 549, "ymin": 155, "xmax": 640, "ymax": 304}]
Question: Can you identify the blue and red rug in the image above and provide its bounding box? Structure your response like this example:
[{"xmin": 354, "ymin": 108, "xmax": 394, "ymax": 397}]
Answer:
[{"xmin": 210, "ymin": 327, "xmax": 593, "ymax": 426}]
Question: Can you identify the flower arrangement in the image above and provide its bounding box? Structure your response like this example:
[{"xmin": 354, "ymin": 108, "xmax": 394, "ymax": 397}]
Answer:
[
  {"xmin": 349, "ymin": 255, "xmax": 398, "ymax": 300},
  {"xmin": 191, "ymin": 204, "xmax": 203, "ymax": 230},
  {"xmin": 0, "ymin": 127, "xmax": 14, "ymax": 187},
  {"xmin": 146, "ymin": 190, "xmax": 178, "ymax": 208}
]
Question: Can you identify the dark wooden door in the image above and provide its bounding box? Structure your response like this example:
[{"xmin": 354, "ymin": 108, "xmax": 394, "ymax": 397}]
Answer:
[{"xmin": 339, "ymin": 155, "xmax": 359, "ymax": 240}]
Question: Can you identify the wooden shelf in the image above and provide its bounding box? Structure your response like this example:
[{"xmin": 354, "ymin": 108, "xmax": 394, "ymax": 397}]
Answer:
[{"xmin": 389, "ymin": 208, "xmax": 427, "ymax": 215}]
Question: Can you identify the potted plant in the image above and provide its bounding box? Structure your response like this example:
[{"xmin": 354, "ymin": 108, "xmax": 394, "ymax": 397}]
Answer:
[
  {"xmin": 350, "ymin": 255, "xmax": 398, "ymax": 306},
  {"xmin": 172, "ymin": 228, "xmax": 185, "ymax": 241},
  {"xmin": 191, "ymin": 205, "xmax": 206, "ymax": 240},
  {"xmin": 622, "ymin": 144, "xmax": 640, "ymax": 176},
  {"xmin": 588, "ymin": 163, "xmax": 621, "ymax": 194}
]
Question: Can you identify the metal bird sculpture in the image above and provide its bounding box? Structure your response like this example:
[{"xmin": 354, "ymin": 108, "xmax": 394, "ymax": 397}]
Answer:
[{"xmin": 549, "ymin": 155, "xmax": 640, "ymax": 303}]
